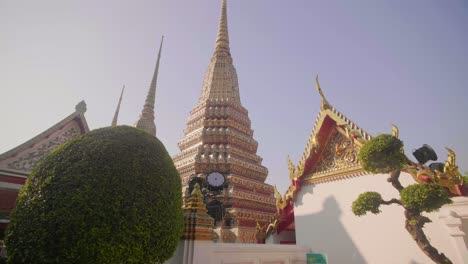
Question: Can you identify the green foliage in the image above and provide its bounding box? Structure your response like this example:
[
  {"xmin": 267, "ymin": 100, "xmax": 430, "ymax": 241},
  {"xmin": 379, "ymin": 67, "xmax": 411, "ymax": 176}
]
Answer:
[
  {"xmin": 359, "ymin": 134, "xmax": 406, "ymax": 174},
  {"xmin": 463, "ymin": 176, "xmax": 468, "ymax": 185},
  {"xmin": 400, "ymin": 183, "xmax": 452, "ymax": 213},
  {"xmin": 352, "ymin": 192, "xmax": 383, "ymax": 216},
  {"xmin": 6, "ymin": 126, "xmax": 183, "ymax": 264}
]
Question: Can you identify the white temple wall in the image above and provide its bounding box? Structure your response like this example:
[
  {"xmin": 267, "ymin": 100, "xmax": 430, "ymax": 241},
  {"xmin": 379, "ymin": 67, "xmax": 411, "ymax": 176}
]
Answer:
[
  {"xmin": 210, "ymin": 244, "xmax": 309, "ymax": 264},
  {"xmin": 266, "ymin": 230, "xmax": 296, "ymax": 245},
  {"xmin": 167, "ymin": 242, "xmax": 310, "ymax": 264},
  {"xmin": 294, "ymin": 172, "xmax": 468, "ymax": 264}
]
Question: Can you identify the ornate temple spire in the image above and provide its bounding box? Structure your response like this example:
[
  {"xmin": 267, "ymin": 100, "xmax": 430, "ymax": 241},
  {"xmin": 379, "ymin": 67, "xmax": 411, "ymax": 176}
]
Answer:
[
  {"xmin": 212, "ymin": 0, "xmax": 231, "ymax": 61},
  {"xmin": 196, "ymin": 0, "xmax": 240, "ymax": 105},
  {"xmin": 135, "ymin": 36, "xmax": 164, "ymax": 136},
  {"xmin": 111, "ymin": 85, "xmax": 125, "ymax": 127},
  {"xmin": 173, "ymin": 0, "xmax": 276, "ymax": 243}
]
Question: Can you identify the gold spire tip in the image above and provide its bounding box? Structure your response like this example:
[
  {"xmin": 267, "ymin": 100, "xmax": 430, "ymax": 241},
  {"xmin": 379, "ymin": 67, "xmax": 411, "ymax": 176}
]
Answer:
[{"xmin": 315, "ymin": 74, "xmax": 330, "ymax": 109}]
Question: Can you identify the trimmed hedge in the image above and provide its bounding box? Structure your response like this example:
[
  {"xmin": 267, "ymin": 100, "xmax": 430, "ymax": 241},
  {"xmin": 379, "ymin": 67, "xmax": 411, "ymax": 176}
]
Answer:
[
  {"xmin": 400, "ymin": 183, "xmax": 452, "ymax": 213},
  {"xmin": 6, "ymin": 126, "xmax": 183, "ymax": 264},
  {"xmin": 351, "ymin": 192, "xmax": 383, "ymax": 216},
  {"xmin": 359, "ymin": 134, "xmax": 406, "ymax": 174}
]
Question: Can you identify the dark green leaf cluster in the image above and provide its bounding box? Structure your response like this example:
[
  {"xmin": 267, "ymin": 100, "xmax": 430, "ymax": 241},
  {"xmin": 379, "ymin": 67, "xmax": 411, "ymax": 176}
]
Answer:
[
  {"xmin": 400, "ymin": 183, "xmax": 452, "ymax": 213},
  {"xmin": 6, "ymin": 126, "xmax": 183, "ymax": 264},
  {"xmin": 352, "ymin": 192, "xmax": 383, "ymax": 216},
  {"xmin": 359, "ymin": 134, "xmax": 406, "ymax": 174}
]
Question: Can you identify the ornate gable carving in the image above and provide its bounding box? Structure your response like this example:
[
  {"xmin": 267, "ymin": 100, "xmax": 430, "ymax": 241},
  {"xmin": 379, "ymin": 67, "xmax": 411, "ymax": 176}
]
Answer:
[
  {"xmin": 302, "ymin": 125, "xmax": 367, "ymax": 184},
  {"xmin": 0, "ymin": 102, "xmax": 89, "ymax": 175},
  {"xmin": 312, "ymin": 129, "xmax": 360, "ymax": 174},
  {"xmin": 5, "ymin": 124, "xmax": 81, "ymax": 172}
]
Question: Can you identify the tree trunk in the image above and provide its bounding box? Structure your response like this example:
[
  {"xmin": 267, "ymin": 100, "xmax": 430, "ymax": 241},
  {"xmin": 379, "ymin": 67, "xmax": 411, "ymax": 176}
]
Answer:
[
  {"xmin": 388, "ymin": 170, "xmax": 453, "ymax": 264},
  {"xmin": 404, "ymin": 210, "xmax": 453, "ymax": 264}
]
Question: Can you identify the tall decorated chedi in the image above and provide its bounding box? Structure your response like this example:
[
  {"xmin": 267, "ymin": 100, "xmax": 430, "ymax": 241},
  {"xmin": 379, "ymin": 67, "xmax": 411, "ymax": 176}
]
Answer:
[{"xmin": 173, "ymin": 0, "xmax": 276, "ymax": 243}]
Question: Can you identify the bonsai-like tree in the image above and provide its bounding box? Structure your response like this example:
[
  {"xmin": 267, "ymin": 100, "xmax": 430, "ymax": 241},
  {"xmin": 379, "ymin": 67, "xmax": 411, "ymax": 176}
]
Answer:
[
  {"xmin": 353, "ymin": 134, "xmax": 453, "ymax": 264},
  {"xmin": 6, "ymin": 126, "xmax": 183, "ymax": 264}
]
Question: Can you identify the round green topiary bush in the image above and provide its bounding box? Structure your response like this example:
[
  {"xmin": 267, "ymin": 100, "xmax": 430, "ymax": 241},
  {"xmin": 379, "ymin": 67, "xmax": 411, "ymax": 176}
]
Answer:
[
  {"xmin": 359, "ymin": 134, "xmax": 406, "ymax": 174},
  {"xmin": 352, "ymin": 192, "xmax": 383, "ymax": 216},
  {"xmin": 400, "ymin": 183, "xmax": 452, "ymax": 213},
  {"xmin": 6, "ymin": 126, "xmax": 183, "ymax": 264}
]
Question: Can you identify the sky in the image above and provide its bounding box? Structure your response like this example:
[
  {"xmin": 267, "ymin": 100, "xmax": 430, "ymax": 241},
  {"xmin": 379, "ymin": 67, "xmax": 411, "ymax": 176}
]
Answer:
[{"xmin": 1, "ymin": 0, "xmax": 467, "ymax": 193}]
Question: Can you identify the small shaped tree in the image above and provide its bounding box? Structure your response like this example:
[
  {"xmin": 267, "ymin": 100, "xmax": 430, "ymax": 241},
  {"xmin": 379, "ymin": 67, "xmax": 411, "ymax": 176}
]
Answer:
[
  {"xmin": 6, "ymin": 126, "xmax": 183, "ymax": 264},
  {"xmin": 353, "ymin": 134, "xmax": 453, "ymax": 264}
]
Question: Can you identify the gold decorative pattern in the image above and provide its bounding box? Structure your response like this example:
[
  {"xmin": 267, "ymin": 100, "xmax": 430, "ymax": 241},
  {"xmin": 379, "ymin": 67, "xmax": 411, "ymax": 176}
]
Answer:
[
  {"xmin": 392, "ymin": 124, "xmax": 399, "ymax": 138},
  {"xmin": 444, "ymin": 148, "xmax": 463, "ymax": 185},
  {"xmin": 230, "ymin": 176, "xmax": 274, "ymax": 193},
  {"xmin": 404, "ymin": 147, "xmax": 464, "ymax": 195},
  {"xmin": 182, "ymin": 183, "xmax": 215, "ymax": 241},
  {"xmin": 312, "ymin": 130, "xmax": 360, "ymax": 174},
  {"xmin": 303, "ymin": 168, "xmax": 367, "ymax": 185},
  {"xmin": 288, "ymin": 155, "xmax": 305, "ymax": 180},
  {"xmin": 274, "ymin": 185, "xmax": 297, "ymax": 211},
  {"xmin": 228, "ymin": 208, "xmax": 274, "ymax": 222},
  {"xmin": 230, "ymin": 189, "xmax": 276, "ymax": 205}
]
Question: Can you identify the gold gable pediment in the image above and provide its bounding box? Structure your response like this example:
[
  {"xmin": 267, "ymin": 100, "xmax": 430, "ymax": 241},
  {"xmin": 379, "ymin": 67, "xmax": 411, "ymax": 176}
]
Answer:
[
  {"xmin": 313, "ymin": 128, "xmax": 360, "ymax": 174},
  {"xmin": 285, "ymin": 78, "xmax": 372, "ymax": 186},
  {"xmin": 303, "ymin": 127, "xmax": 366, "ymax": 184}
]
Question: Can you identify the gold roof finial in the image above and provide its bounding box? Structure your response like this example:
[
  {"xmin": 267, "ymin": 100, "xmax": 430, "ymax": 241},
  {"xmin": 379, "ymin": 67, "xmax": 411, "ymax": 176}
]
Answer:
[
  {"xmin": 191, "ymin": 182, "xmax": 203, "ymax": 198},
  {"xmin": 391, "ymin": 124, "xmax": 399, "ymax": 138},
  {"xmin": 316, "ymin": 75, "xmax": 331, "ymax": 110}
]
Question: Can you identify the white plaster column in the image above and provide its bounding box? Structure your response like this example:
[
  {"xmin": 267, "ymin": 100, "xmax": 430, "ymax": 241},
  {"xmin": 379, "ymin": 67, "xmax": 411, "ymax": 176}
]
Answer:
[{"xmin": 439, "ymin": 197, "xmax": 468, "ymax": 264}]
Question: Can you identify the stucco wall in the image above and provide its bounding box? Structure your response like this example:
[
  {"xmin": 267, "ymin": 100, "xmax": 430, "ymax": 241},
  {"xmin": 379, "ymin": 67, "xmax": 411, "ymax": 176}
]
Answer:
[
  {"xmin": 266, "ymin": 230, "xmax": 296, "ymax": 244},
  {"xmin": 210, "ymin": 244, "xmax": 309, "ymax": 264},
  {"xmin": 167, "ymin": 241, "xmax": 310, "ymax": 264},
  {"xmin": 294, "ymin": 172, "xmax": 468, "ymax": 264}
]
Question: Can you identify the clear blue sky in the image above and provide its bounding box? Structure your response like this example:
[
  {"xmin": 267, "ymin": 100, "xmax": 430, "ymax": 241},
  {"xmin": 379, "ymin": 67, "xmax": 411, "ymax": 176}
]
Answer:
[{"xmin": 1, "ymin": 0, "xmax": 467, "ymax": 193}]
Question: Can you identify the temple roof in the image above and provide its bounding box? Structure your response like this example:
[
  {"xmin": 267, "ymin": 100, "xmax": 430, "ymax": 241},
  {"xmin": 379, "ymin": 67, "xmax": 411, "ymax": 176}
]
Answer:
[
  {"xmin": 0, "ymin": 101, "xmax": 89, "ymax": 176},
  {"xmin": 291, "ymin": 76, "xmax": 372, "ymax": 184},
  {"xmin": 261, "ymin": 78, "xmax": 374, "ymax": 238}
]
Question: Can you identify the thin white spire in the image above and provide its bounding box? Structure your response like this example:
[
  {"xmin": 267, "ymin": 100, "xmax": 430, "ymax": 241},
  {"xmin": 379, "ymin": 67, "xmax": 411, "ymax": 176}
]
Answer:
[
  {"xmin": 111, "ymin": 85, "xmax": 125, "ymax": 127},
  {"xmin": 135, "ymin": 36, "xmax": 164, "ymax": 136}
]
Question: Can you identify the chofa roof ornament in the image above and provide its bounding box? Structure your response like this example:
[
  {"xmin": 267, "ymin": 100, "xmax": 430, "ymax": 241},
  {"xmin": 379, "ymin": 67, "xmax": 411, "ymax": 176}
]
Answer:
[{"xmin": 315, "ymin": 75, "xmax": 331, "ymax": 111}]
